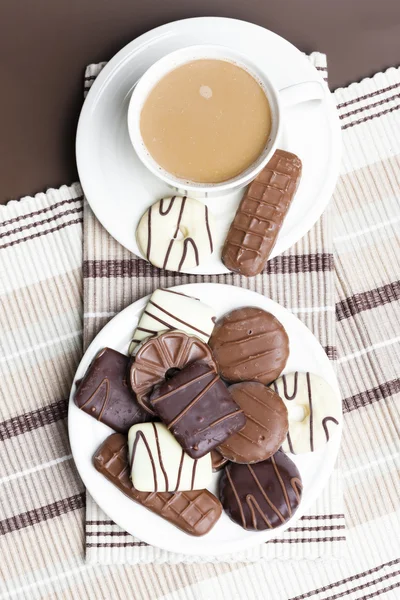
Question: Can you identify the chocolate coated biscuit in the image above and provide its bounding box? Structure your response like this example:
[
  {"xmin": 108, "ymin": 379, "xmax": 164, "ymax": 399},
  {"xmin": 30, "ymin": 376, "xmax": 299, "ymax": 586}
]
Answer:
[
  {"xmin": 218, "ymin": 382, "xmax": 288, "ymax": 463},
  {"xmin": 222, "ymin": 150, "xmax": 302, "ymax": 276},
  {"xmin": 150, "ymin": 361, "xmax": 246, "ymax": 459},
  {"xmin": 130, "ymin": 331, "xmax": 217, "ymax": 416},
  {"xmin": 93, "ymin": 433, "xmax": 222, "ymax": 536},
  {"xmin": 219, "ymin": 450, "xmax": 302, "ymax": 530},
  {"xmin": 74, "ymin": 348, "xmax": 150, "ymax": 433},
  {"xmin": 209, "ymin": 307, "xmax": 289, "ymax": 384}
]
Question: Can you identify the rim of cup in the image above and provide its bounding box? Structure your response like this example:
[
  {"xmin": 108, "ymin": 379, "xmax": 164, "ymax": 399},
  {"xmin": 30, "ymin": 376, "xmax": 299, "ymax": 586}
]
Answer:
[{"xmin": 127, "ymin": 44, "xmax": 281, "ymax": 195}]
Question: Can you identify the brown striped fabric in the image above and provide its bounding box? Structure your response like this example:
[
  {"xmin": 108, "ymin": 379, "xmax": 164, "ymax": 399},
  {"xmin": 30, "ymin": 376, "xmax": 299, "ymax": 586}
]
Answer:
[{"xmin": 0, "ymin": 51, "xmax": 399, "ymax": 598}]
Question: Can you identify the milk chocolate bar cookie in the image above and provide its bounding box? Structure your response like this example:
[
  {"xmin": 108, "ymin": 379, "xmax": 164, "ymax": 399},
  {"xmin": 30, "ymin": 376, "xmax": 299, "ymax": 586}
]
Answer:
[
  {"xmin": 271, "ymin": 372, "xmax": 341, "ymax": 454},
  {"xmin": 130, "ymin": 331, "xmax": 217, "ymax": 416},
  {"xmin": 150, "ymin": 361, "xmax": 246, "ymax": 459},
  {"xmin": 218, "ymin": 382, "xmax": 288, "ymax": 463},
  {"xmin": 219, "ymin": 450, "xmax": 302, "ymax": 530},
  {"xmin": 74, "ymin": 348, "xmax": 150, "ymax": 432},
  {"xmin": 222, "ymin": 150, "xmax": 302, "ymax": 276},
  {"xmin": 209, "ymin": 307, "xmax": 289, "ymax": 384},
  {"xmin": 128, "ymin": 422, "xmax": 212, "ymax": 492},
  {"xmin": 129, "ymin": 288, "xmax": 216, "ymax": 354},
  {"xmin": 93, "ymin": 433, "xmax": 222, "ymax": 536}
]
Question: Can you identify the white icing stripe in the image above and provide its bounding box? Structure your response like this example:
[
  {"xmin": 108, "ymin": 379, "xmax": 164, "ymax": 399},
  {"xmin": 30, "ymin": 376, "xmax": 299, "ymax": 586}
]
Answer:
[
  {"xmin": 0, "ymin": 455, "xmax": 73, "ymax": 485},
  {"xmin": 334, "ymin": 214, "xmax": 400, "ymax": 242},
  {"xmin": 289, "ymin": 306, "xmax": 335, "ymax": 314},
  {"xmin": 343, "ymin": 451, "xmax": 399, "ymax": 478},
  {"xmin": 0, "ymin": 330, "xmax": 82, "ymax": 364},
  {"xmin": 337, "ymin": 336, "xmax": 400, "ymax": 364},
  {"xmin": 84, "ymin": 311, "xmax": 117, "ymax": 318},
  {"xmin": 0, "ymin": 564, "xmax": 91, "ymax": 600}
]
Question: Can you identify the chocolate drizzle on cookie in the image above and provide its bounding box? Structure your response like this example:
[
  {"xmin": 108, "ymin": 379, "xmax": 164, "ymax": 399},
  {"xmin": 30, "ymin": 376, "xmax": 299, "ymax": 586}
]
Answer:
[
  {"xmin": 219, "ymin": 451, "xmax": 302, "ymax": 531},
  {"xmin": 209, "ymin": 307, "xmax": 289, "ymax": 384},
  {"xmin": 218, "ymin": 382, "xmax": 288, "ymax": 464},
  {"xmin": 272, "ymin": 372, "xmax": 341, "ymax": 454},
  {"xmin": 163, "ymin": 196, "xmax": 186, "ymax": 269},
  {"xmin": 322, "ymin": 416, "xmax": 339, "ymax": 441},
  {"xmin": 159, "ymin": 196, "xmax": 176, "ymax": 215},
  {"xmin": 74, "ymin": 348, "xmax": 150, "ymax": 432},
  {"xmin": 150, "ymin": 361, "xmax": 246, "ymax": 459},
  {"xmin": 130, "ymin": 425, "xmax": 201, "ymax": 492},
  {"xmin": 136, "ymin": 196, "xmax": 215, "ymax": 272},
  {"xmin": 130, "ymin": 331, "xmax": 217, "ymax": 416}
]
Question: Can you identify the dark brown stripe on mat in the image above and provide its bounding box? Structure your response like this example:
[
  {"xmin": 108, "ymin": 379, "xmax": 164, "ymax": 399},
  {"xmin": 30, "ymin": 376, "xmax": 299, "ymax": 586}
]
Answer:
[
  {"xmin": 339, "ymin": 92, "xmax": 400, "ymax": 121},
  {"xmin": 0, "ymin": 399, "xmax": 68, "ymax": 441},
  {"xmin": 343, "ymin": 379, "xmax": 400, "ymax": 413},
  {"xmin": 320, "ymin": 570, "xmax": 400, "ymax": 600},
  {"xmin": 0, "ymin": 493, "xmax": 85, "ymax": 536},
  {"xmin": 0, "ymin": 206, "xmax": 83, "ymax": 239},
  {"xmin": 1, "ymin": 196, "xmax": 83, "ymax": 228},
  {"xmin": 86, "ymin": 520, "xmax": 114, "ymax": 526},
  {"xmin": 324, "ymin": 346, "xmax": 338, "ymax": 361},
  {"xmin": 83, "ymin": 253, "xmax": 333, "ymax": 279},
  {"xmin": 269, "ymin": 536, "xmax": 346, "ymax": 544},
  {"xmin": 265, "ymin": 254, "xmax": 333, "ymax": 274},
  {"xmin": 0, "ymin": 218, "xmax": 83, "ymax": 250},
  {"xmin": 84, "ymin": 75, "xmax": 99, "ymax": 81},
  {"xmin": 361, "ymin": 582, "xmax": 400, "ymax": 600},
  {"xmin": 86, "ymin": 542, "xmax": 148, "ymax": 548},
  {"xmin": 300, "ymin": 514, "xmax": 345, "ymax": 521},
  {"xmin": 342, "ymin": 104, "xmax": 400, "ymax": 130},
  {"xmin": 337, "ymin": 81, "xmax": 400, "ymax": 109},
  {"xmin": 86, "ymin": 531, "xmax": 132, "ymax": 536},
  {"xmin": 288, "ymin": 525, "xmax": 345, "ymax": 532},
  {"xmin": 336, "ymin": 281, "xmax": 400, "ymax": 321},
  {"xmin": 289, "ymin": 558, "xmax": 400, "ymax": 600}
]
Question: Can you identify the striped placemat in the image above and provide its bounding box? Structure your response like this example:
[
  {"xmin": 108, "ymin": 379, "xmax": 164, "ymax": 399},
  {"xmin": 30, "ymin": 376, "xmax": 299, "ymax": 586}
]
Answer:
[
  {"xmin": 82, "ymin": 52, "xmax": 345, "ymax": 564},
  {"xmin": 0, "ymin": 54, "xmax": 399, "ymax": 598}
]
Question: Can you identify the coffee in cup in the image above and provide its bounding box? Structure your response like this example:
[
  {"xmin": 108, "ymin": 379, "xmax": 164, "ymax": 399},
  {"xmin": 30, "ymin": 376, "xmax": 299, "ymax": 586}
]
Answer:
[{"xmin": 140, "ymin": 59, "xmax": 272, "ymax": 184}]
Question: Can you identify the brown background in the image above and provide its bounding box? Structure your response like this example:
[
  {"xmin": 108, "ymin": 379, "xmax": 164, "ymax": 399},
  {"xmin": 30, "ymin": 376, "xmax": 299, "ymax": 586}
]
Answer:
[{"xmin": 1, "ymin": 0, "xmax": 399, "ymax": 205}]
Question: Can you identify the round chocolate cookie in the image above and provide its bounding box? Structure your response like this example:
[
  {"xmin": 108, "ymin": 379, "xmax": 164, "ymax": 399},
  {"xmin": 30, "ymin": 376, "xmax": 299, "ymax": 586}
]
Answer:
[
  {"xmin": 130, "ymin": 331, "xmax": 217, "ymax": 415},
  {"xmin": 209, "ymin": 307, "xmax": 289, "ymax": 384},
  {"xmin": 218, "ymin": 382, "xmax": 288, "ymax": 463},
  {"xmin": 219, "ymin": 451, "xmax": 302, "ymax": 530}
]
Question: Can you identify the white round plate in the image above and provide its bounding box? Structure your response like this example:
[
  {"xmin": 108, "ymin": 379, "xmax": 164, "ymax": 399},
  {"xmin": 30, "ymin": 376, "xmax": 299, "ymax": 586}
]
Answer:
[
  {"xmin": 76, "ymin": 17, "xmax": 341, "ymax": 275},
  {"xmin": 68, "ymin": 284, "xmax": 342, "ymax": 556}
]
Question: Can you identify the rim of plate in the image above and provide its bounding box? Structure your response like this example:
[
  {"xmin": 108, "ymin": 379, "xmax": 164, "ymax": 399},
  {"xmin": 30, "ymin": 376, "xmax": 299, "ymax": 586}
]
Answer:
[
  {"xmin": 68, "ymin": 283, "xmax": 343, "ymax": 556},
  {"xmin": 76, "ymin": 17, "xmax": 342, "ymax": 275}
]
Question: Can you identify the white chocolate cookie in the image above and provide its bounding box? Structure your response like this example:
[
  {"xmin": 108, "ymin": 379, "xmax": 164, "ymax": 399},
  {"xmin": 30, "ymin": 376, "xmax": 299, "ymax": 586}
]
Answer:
[
  {"xmin": 129, "ymin": 288, "xmax": 216, "ymax": 353},
  {"xmin": 271, "ymin": 372, "xmax": 341, "ymax": 454},
  {"xmin": 128, "ymin": 422, "xmax": 212, "ymax": 492},
  {"xmin": 136, "ymin": 196, "xmax": 215, "ymax": 271}
]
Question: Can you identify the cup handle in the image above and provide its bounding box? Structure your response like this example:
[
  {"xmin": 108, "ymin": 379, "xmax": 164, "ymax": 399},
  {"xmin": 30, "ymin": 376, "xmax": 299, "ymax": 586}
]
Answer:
[{"xmin": 279, "ymin": 80, "xmax": 325, "ymax": 107}]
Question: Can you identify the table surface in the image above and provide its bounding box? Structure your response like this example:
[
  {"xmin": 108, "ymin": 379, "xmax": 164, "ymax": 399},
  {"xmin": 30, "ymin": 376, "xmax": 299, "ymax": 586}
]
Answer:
[{"xmin": 1, "ymin": 0, "xmax": 399, "ymax": 205}]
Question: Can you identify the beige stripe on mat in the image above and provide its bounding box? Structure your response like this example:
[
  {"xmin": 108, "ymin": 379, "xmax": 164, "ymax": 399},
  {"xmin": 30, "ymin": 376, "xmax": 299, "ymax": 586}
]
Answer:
[{"xmin": 1, "ymin": 54, "xmax": 399, "ymax": 599}]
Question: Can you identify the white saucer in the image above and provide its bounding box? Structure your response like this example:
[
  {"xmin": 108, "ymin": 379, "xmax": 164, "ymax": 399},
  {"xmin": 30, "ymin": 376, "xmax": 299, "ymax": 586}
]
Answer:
[
  {"xmin": 68, "ymin": 284, "xmax": 342, "ymax": 556},
  {"xmin": 76, "ymin": 17, "xmax": 341, "ymax": 275}
]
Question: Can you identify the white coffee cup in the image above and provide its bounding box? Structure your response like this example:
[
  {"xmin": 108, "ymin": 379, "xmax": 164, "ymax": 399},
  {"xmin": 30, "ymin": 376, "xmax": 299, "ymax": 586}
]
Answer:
[{"xmin": 128, "ymin": 44, "xmax": 324, "ymax": 198}]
